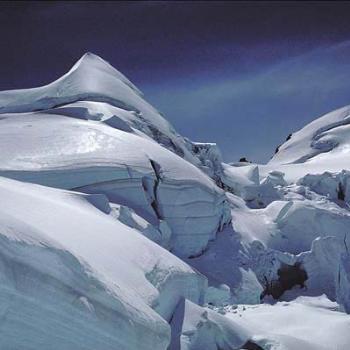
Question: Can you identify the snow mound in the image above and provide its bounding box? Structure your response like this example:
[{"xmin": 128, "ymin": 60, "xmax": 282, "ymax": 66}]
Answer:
[
  {"xmin": 0, "ymin": 177, "xmax": 207, "ymax": 349},
  {"xmin": 170, "ymin": 299, "xmax": 252, "ymax": 350},
  {"xmin": 221, "ymin": 164, "xmax": 284, "ymax": 208},
  {"xmin": 109, "ymin": 203, "xmax": 171, "ymax": 247},
  {"xmin": 0, "ymin": 52, "xmax": 215, "ymax": 169},
  {"xmin": 225, "ymin": 295, "xmax": 350, "ymax": 350},
  {"xmin": 0, "ymin": 110, "xmax": 230, "ymax": 257},
  {"xmin": 271, "ymin": 105, "xmax": 350, "ymax": 165},
  {"xmin": 299, "ymin": 236, "xmax": 350, "ymax": 302},
  {"xmin": 262, "ymin": 105, "xmax": 350, "ymax": 183},
  {"xmin": 297, "ymin": 170, "xmax": 350, "ymax": 204},
  {"xmin": 264, "ymin": 199, "xmax": 350, "ymax": 254},
  {"xmin": 0, "ymin": 52, "xmax": 144, "ymax": 113},
  {"xmin": 0, "ymin": 53, "xmax": 233, "ymax": 257}
]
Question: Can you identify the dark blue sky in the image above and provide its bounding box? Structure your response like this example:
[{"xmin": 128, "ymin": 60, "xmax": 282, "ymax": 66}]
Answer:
[{"xmin": 1, "ymin": 1, "xmax": 350, "ymax": 162}]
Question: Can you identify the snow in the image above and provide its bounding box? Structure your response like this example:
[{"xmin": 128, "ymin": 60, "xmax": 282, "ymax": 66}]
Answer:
[
  {"xmin": 0, "ymin": 109, "xmax": 230, "ymax": 257},
  {"xmin": 170, "ymin": 299, "xmax": 251, "ymax": 350},
  {"xmin": 0, "ymin": 53, "xmax": 233, "ymax": 257},
  {"xmin": 0, "ymin": 52, "xmax": 350, "ymax": 349},
  {"xmin": 221, "ymin": 163, "xmax": 259, "ymax": 201},
  {"xmin": 110, "ymin": 203, "xmax": 171, "ymax": 246},
  {"xmin": 0, "ymin": 177, "xmax": 206, "ymax": 349},
  {"xmin": 0, "ymin": 53, "xmax": 204, "ymax": 167},
  {"xmin": 337, "ymin": 253, "xmax": 350, "ymax": 313},
  {"xmin": 221, "ymin": 164, "xmax": 284, "ymax": 208},
  {"xmin": 225, "ymin": 295, "xmax": 350, "ymax": 350},
  {"xmin": 190, "ymin": 142, "xmax": 224, "ymax": 181},
  {"xmin": 261, "ymin": 106, "xmax": 350, "ymax": 183},
  {"xmin": 270, "ymin": 105, "xmax": 350, "ymax": 166},
  {"xmin": 297, "ymin": 170, "xmax": 350, "ymax": 204},
  {"xmin": 299, "ymin": 236, "xmax": 349, "ymax": 300}
]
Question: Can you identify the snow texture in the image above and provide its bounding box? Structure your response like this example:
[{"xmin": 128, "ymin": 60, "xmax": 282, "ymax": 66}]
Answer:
[{"xmin": 0, "ymin": 53, "xmax": 350, "ymax": 349}]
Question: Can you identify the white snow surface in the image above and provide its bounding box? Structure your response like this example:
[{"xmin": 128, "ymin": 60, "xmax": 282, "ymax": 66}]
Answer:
[
  {"xmin": 0, "ymin": 177, "xmax": 206, "ymax": 349},
  {"xmin": 0, "ymin": 52, "xmax": 232, "ymax": 258},
  {"xmin": 225, "ymin": 295, "xmax": 350, "ymax": 350},
  {"xmin": 0, "ymin": 53, "xmax": 350, "ymax": 349},
  {"xmin": 0, "ymin": 52, "xmax": 201, "ymax": 166},
  {"xmin": 170, "ymin": 299, "xmax": 251, "ymax": 350},
  {"xmin": 262, "ymin": 105, "xmax": 350, "ymax": 183},
  {"xmin": 0, "ymin": 102, "xmax": 229, "ymax": 257}
]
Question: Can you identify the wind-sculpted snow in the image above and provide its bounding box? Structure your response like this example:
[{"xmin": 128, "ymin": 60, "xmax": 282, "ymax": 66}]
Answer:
[
  {"xmin": 187, "ymin": 187, "xmax": 350, "ymax": 308},
  {"xmin": 271, "ymin": 105, "xmax": 350, "ymax": 165},
  {"xmin": 298, "ymin": 170, "xmax": 350, "ymax": 204},
  {"xmin": 220, "ymin": 164, "xmax": 284, "ymax": 208},
  {"xmin": 263, "ymin": 105, "xmax": 350, "ymax": 183},
  {"xmin": 170, "ymin": 299, "xmax": 252, "ymax": 350},
  {"xmin": 190, "ymin": 142, "xmax": 224, "ymax": 182},
  {"xmin": 261, "ymin": 199, "xmax": 350, "ymax": 254},
  {"xmin": 298, "ymin": 236, "xmax": 350, "ymax": 301},
  {"xmin": 186, "ymin": 222, "xmax": 264, "ymax": 306},
  {"xmin": 1, "ymin": 53, "xmax": 350, "ymax": 349},
  {"xmin": 0, "ymin": 52, "xmax": 207, "ymax": 168},
  {"xmin": 0, "ymin": 110, "xmax": 230, "ymax": 256},
  {"xmin": 224, "ymin": 295, "xmax": 350, "ymax": 350},
  {"xmin": 109, "ymin": 203, "xmax": 171, "ymax": 246},
  {"xmin": 0, "ymin": 54, "xmax": 232, "ymax": 257},
  {"xmin": 169, "ymin": 297, "xmax": 348, "ymax": 350},
  {"xmin": 0, "ymin": 177, "xmax": 207, "ymax": 349}
]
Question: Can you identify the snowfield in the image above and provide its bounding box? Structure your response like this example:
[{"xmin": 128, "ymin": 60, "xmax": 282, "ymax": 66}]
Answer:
[{"xmin": 0, "ymin": 53, "xmax": 349, "ymax": 349}]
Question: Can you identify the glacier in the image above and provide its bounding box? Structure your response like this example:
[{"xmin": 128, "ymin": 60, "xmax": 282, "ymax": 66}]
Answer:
[{"xmin": 0, "ymin": 52, "xmax": 349, "ymax": 349}]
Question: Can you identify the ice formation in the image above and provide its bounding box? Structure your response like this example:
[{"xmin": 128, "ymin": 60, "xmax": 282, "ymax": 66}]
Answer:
[{"xmin": 0, "ymin": 53, "xmax": 349, "ymax": 349}]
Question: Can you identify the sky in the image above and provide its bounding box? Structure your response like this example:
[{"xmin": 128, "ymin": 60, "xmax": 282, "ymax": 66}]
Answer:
[{"xmin": 1, "ymin": 1, "xmax": 350, "ymax": 162}]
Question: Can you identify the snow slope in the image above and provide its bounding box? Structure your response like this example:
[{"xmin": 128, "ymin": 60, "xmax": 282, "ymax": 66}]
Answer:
[
  {"xmin": 0, "ymin": 52, "xmax": 203, "ymax": 166},
  {"xmin": 271, "ymin": 105, "xmax": 350, "ymax": 165},
  {"xmin": 0, "ymin": 53, "xmax": 350, "ymax": 349},
  {"xmin": 0, "ymin": 177, "xmax": 206, "ymax": 349},
  {"xmin": 0, "ymin": 62, "xmax": 231, "ymax": 257},
  {"xmin": 225, "ymin": 295, "xmax": 350, "ymax": 350},
  {"xmin": 262, "ymin": 105, "xmax": 350, "ymax": 182},
  {"xmin": 170, "ymin": 299, "xmax": 251, "ymax": 350}
]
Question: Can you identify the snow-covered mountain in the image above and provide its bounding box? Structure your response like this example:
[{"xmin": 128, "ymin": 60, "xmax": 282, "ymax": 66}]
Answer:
[
  {"xmin": 0, "ymin": 53, "xmax": 349, "ymax": 349},
  {"xmin": 265, "ymin": 105, "xmax": 350, "ymax": 183}
]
